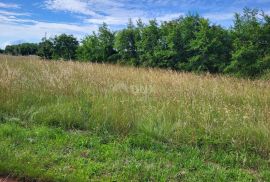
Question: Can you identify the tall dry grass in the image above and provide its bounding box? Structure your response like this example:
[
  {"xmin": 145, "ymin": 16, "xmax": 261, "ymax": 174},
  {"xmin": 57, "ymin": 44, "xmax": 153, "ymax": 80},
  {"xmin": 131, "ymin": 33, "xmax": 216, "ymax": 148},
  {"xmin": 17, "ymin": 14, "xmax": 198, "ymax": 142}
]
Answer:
[{"xmin": 1, "ymin": 54, "xmax": 270, "ymax": 155}]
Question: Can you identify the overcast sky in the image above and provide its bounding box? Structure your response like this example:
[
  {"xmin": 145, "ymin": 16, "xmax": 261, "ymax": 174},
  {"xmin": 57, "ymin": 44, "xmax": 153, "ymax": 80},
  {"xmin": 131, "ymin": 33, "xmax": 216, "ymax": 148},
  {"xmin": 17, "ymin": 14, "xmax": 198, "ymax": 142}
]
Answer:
[{"xmin": 1, "ymin": 0, "xmax": 270, "ymax": 48}]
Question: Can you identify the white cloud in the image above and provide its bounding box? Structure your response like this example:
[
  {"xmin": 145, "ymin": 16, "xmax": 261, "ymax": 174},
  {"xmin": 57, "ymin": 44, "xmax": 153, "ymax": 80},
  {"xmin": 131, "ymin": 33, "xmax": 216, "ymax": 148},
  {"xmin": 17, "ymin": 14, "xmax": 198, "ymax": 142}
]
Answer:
[
  {"xmin": 0, "ymin": 14, "xmax": 37, "ymax": 24},
  {"xmin": 44, "ymin": 0, "xmax": 184, "ymax": 26},
  {"xmin": 0, "ymin": 20, "xmax": 98, "ymax": 39},
  {"xmin": 0, "ymin": 14, "xmax": 98, "ymax": 48},
  {"xmin": 156, "ymin": 13, "xmax": 184, "ymax": 22},
  {"xmin": 86, "ymin": 12, "xmax": 184, "ymax": 25},
  {"xmin": 0, "ymin": 2, "xmax": 20, "ymax": 9},
  {"xmin": 44, "ymin": 0, "xmax": 98, "ymax": 16},
  {"xmin": 203, "ymin": 12, "xmax": 235, "ymax": 21},
  {"xmin": 86, "ymin": 16, "xmax": 128, "ymax": 25},
  {"xmin": 0, "ymin": 0, "xmax": 100, "ymax": 49},
  {"xmin": 0, "ymin": 10, "xmax": 30, "ymax": 16}
]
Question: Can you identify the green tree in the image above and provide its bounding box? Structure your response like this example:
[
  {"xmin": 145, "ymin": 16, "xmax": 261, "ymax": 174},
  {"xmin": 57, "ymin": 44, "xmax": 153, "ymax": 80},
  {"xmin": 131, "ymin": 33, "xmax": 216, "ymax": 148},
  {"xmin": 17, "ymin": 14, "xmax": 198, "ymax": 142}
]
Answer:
[
  {"xmin": 5, "ymin": 43, "xmax": 38, "ymax": 56},
  {"xmin": 259, "ymin": 13, "xmax": 270, "ymax": 72},
  {"xmin": 139, "ymin": 20, "xmax": 161, "ymax": 67},
  {"xmin": 115, "ymin": 19, "xmax": 138, "ymax": 65},
  {"xmin": 188, "ymin": 19, "xmax": 232, "ymax": 73},
  {"xmin": 149, "ymin": 21, "xmax": 178, "ymax": 69},
  {"xmin": 37, "ymin": 38, "xmax": 54, "ymax": 59},
  {"xmin": 225, "ymin": 8, "xmax": 267, "ymax": 77},
  {"xmin": 76, "ymin": 33, "xmax": 101, "ymax": 62},
  {"xmin": 19, "ymin": 43, "xmax": 38, "ymax": 56},
  {"xmin": 78, "ymin": 23, "xmax": 117, "ymax": 63},
  {"xmin": 52, "ymin": 34, "xmax": 79, "ymax": 60},
  {"xmin": 98, "ymin": 23, "xmax": 116, "ymax": 62},
  {"xmin": 174, "ymin": 14, "xmax": 203, "ymax": 70},
  {"xmin": 160, "ymin": 19, "xmax": 183, "ymax": 69},
  {"xmin": 5, "ymin": 45, "xmax": 20, "ymax": 55}
]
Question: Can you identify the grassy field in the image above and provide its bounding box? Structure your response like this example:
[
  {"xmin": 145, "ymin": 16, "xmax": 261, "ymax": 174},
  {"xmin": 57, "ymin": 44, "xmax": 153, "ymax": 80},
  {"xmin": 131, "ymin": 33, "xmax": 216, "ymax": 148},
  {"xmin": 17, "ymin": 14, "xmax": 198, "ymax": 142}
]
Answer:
[{"xmin": 0, "ymin": 55, "xmax": 270, "ymax": 181}]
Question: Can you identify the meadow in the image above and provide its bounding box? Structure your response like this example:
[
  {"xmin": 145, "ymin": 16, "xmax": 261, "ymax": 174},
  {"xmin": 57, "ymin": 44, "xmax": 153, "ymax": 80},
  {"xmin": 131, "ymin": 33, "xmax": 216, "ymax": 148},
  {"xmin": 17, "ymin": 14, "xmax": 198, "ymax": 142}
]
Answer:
[{"xmin": 0, "ymin": 54, "xmax": 270, "ymax": 181}]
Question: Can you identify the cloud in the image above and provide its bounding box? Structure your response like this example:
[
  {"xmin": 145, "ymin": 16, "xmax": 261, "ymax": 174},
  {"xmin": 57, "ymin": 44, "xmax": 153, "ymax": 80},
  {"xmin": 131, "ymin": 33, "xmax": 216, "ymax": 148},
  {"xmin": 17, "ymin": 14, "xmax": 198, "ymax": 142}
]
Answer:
[
  {"xmin": 0, "ymin": 20, "xmax": 98, "ymax": 39},
  {"xmin": 0, "ymin": 2, "xmax": 20, "ymax": 9},
  {"xmin": 0, "ymin": 21, "xmax": 98, "ymax": 48},
  {"xmin": 0, "ymin": 14, "xmax": 37, "ymax": 24},
  {"xmin": 0, "ymin": 0, "xmax": 100, "ymax": 48},
  {"xmin": 86, "ymin": 12, "xmax": 184, "ymax": 25},
  {"xmin": 0, "ymin": 10, "xmax": 30, "ymax": 16},
  {"xmin": 43, "ymin": 0, "xmax": 185, "ymax": 25},
  {"xmin": 0, "ymin": 12, "xmax": 98, "ymax": 48},
  {"xmin": 44, "ymin": 0, "xmax": 98, "ymax": 16},
  {"xmin": 203, "ymin": 12, "xmax": 235, "ymax": 21},
  {"xmin": 156, "ymin": 13, "xmax": 185, "ymax": 21}
]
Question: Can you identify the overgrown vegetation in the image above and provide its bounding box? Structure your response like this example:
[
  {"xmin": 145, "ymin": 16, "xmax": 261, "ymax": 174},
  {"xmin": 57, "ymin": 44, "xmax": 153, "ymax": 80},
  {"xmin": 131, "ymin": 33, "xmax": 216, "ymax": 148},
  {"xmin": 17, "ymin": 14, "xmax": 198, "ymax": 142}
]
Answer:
[
  {"xmin": 3, "ymin": 8, "xmax": 270, "ymax": 78},
  {"xmin": 0, "ymin": 55, "xmax": 270, "ymax": 181}
]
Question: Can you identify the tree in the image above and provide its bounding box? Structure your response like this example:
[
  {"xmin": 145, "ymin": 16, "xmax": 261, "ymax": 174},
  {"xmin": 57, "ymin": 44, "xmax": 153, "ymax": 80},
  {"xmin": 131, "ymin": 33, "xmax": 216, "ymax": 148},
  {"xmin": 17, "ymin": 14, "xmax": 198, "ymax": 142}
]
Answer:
[
  {"xmin": 173, "ymin": 14, "xmax": 204, "ymax": 70},
  {"xmin": 76, "ymin": 33, "xmax": 101, "ymax": 62},
  {"xmin": 37, "ymin": 38, "xmax": 54, "ymax": 59},
  {"xmin": 78, "ymin": 23, "xmax": 117, "ymax": 63},
  {"xmin": 98, "ymin": 23, "xmax": 116, "ymax": 62},
  {"xmin": 52, "ymin": 34, "xmax": 79, "ymax": 60},
  {"xmin": 5, "ymin": 45, "xmax": 17, "ymax": 55},
  {"xmin": 115, "ymin": 19, "xmax": 138, "ymax": 65},
  {"xmin": 188, "ymin": 19, "xmax": 232, "ymax": 73},
  {"xmin": 19, "ymin": 43, "xmax": 38, "ymax": 56},
  {"xmin": 4, "ymin": 43, "xmax": 38, "ymax": 56},
  {"xmin": 159, "ymin": 19, "xmax": 183, "ymax": 69},
  {"xmin": 139, "ymin": 20, "xmax": 161, "ymax": 67},
  {"xmin": 259, "ymin": 13, "xmax": 270, "ymax": 72},
  {"xmin": 0, "ymin": 49, "xmax": 3, "ymax": 54},
  {"xmin": 225, "ymin": 8, "xmax": 269, "ymax": 77}
]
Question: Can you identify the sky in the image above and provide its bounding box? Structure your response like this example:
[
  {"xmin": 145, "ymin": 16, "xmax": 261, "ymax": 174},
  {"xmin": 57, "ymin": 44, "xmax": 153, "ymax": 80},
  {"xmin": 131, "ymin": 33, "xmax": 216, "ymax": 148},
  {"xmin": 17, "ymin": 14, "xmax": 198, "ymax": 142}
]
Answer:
[{"xmin": 0, "ymin": 0, "xmax": 270, "ymax": 49}]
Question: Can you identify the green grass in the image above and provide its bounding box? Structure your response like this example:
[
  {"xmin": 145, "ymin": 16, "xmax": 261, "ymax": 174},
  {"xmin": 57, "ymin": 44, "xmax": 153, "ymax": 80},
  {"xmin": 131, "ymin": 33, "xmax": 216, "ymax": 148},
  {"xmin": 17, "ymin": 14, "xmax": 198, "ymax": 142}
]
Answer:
[
  {"xmin": 1, "ymin": 121, "xmax": 270, "ymax": 181},
  {"xmin": 0, "ymin": 55, "xmax": 270, "ymax": 181}
]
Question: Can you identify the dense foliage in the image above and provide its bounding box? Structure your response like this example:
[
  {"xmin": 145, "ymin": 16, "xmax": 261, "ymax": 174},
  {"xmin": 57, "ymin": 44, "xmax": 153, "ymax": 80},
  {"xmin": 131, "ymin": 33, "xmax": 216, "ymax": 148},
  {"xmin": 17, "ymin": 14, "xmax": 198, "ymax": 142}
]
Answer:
[
  {"xmin": 77, "ymin": 23, "xmax": 116, "ymax": 62},
  {"xmin": 77, "ymin": 9, "xmax": 270, "ymax": 77},
  {"xmin": 3, "ymin": 8, "xmax": 270, "ymax": 77},
  {"xmin": 4, "ymin": 34, "xmax": 78, "ymax": 60},
  {"xmin": 51, "ymin": 34, "xmax": 79, "ymax": 60},
  {"xmin": 4, "ymin": 43, "xmax": 38, "ymax": 56},
  {"xmin": 37, "ymin": 38, "xmax": 54, "ymax": 59},
  {"xmin": 225, "ymin": 9, "xmax": 270, "ymax": 77}
]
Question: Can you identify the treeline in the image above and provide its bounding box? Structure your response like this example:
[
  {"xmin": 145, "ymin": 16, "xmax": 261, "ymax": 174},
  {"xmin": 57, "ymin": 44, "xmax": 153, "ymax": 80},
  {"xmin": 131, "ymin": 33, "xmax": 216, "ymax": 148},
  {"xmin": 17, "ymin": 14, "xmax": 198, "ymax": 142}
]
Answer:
[
  {"xmin": 4, "ymin": 35, "xmax": 79, "ymax": 60},
  {"xmin": 3, "ymin": 8, "xmax": 270, "ymax": 77},
  {"xmin": 4, "ymin": 43, "xmax": 38, "ymax": 56}
]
